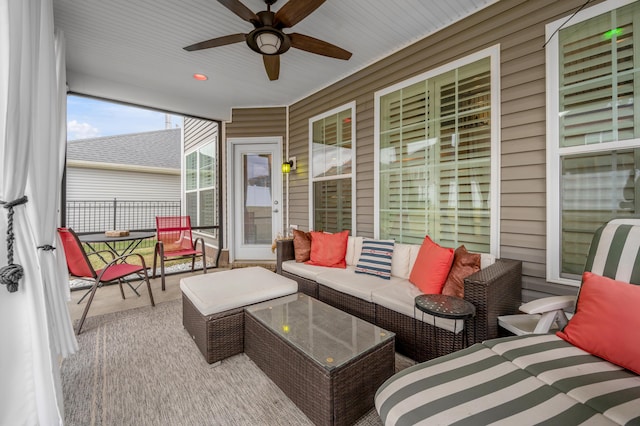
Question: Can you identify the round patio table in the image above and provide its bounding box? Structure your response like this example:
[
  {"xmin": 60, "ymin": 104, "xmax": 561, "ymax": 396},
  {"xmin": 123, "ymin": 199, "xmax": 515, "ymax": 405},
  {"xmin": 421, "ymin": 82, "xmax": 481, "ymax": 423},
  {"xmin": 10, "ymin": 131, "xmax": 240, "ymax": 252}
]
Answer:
[
  {"xmin": 414, "ymin": 294, "xmax": 476, "ymax": 354},
  {"xmin": 78, "ymin": 231, "xmax": 156, "ymax": 257}
]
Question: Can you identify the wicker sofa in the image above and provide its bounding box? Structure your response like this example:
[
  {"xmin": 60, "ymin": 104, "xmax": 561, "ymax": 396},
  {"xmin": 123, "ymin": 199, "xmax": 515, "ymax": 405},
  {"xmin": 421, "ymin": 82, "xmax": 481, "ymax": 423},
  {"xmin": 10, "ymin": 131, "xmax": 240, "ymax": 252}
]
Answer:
[{"xmin": 276, "ymin": 237, "xmax": 522, "ymax": 362}]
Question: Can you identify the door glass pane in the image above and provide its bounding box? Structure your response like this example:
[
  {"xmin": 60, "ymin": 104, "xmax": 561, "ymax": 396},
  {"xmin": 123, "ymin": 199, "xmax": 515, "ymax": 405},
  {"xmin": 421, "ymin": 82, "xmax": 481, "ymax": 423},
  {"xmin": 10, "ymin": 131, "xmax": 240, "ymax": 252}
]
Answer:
[{"xmin": 243, "ymin": 153, "xmax": 272, "ymax": 244}]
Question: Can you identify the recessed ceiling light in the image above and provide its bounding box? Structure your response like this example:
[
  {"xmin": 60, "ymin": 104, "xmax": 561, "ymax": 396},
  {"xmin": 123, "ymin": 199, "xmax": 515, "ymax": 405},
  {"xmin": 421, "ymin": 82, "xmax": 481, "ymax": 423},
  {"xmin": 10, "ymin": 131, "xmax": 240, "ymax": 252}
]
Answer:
[{"xmin": 193, "ymin": 73, "xmax": 208, "ymax": 81}]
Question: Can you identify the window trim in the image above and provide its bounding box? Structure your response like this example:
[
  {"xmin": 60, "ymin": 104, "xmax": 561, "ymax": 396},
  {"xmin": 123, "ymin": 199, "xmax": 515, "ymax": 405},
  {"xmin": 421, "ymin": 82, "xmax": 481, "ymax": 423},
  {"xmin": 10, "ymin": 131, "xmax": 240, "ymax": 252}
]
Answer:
[
  {"xmin": 373, "ymin": 45, "xmax": 501, "ymax": 256},
  {"xmin": 545, "ymin": 0, "xmax": 638, "ymax": 286},
  {"xmin": 308, "ymin": 101, "xmax": 357, "ymax": 234},
  {"xmin": 184, "ymin": 139, "xmax": 216, "ymax": 227}
]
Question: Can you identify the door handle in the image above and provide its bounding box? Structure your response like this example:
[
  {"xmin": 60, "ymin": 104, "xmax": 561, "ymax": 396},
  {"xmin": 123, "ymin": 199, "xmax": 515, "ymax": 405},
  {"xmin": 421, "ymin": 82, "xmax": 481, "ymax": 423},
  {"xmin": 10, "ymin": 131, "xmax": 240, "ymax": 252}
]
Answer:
[{"xmin": 273, "ymin": 209, "xmax": 279, "ymax": 213}]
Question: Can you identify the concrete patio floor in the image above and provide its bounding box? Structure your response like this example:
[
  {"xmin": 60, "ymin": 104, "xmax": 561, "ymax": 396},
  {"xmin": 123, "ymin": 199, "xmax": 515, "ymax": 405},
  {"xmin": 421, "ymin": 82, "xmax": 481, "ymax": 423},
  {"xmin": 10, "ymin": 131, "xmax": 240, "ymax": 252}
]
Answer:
[{"xmin": 66, "ymin": 268, "xmax": 230, "ymax": 322}]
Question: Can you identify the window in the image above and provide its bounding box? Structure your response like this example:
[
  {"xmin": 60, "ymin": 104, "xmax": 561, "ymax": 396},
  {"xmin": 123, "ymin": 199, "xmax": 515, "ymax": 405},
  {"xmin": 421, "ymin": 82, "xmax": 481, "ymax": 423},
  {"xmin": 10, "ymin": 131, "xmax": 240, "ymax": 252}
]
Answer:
[
  {"xmin": 309, "ymin": 103, "xmax": 356, "ymax": 233},
  {"xmin": 375, "ymin": 47, "xmax": 499, "ymax": 254},
  {"xmin": 546, "ymin": 0, "xmax": 640, "ymax": 285},
  {"xmin": 185, "ymin": 142, "xmax": 216, "ymax": 235}
]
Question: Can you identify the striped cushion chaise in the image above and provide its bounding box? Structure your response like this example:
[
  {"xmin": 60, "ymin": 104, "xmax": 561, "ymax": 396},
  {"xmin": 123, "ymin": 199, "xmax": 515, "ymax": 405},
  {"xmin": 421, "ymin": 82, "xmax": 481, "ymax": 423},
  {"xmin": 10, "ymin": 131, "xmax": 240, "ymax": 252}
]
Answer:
[
  {"xmin": 584, "ymin": 218, "xmax": 640, "ymax": 283},
  {"xmin": 375, "ymin": 334, "xmax": 640, "ymax": 425},
  {"xmin": 376, "ymin": 218, "xmax": 640, "ymax": 425}
]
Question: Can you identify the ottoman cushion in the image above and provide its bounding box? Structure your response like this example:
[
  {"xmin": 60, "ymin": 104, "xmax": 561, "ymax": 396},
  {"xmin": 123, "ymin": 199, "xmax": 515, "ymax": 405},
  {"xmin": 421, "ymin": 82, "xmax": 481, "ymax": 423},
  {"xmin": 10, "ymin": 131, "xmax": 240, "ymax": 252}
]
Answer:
[{"xmin": 180, "ymin": 266, "xmax": 298, "ymax": 316}]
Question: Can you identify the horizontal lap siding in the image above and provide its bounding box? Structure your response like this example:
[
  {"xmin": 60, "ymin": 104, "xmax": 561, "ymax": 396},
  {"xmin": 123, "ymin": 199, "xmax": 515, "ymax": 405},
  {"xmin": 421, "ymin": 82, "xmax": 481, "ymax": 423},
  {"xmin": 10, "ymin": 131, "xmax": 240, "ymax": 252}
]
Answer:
[
  {"xmin": 66, "ymin": 167, "xmax": 180, "ymax": 201},
  {"xmin": 184, "ymin": 117, "xmax": 217, "ymax": 151},
  {"xmin": 225, "ymin": 107, "xmax": 286, "ymax": 139},
  {"xmin": 288, "ymin": 0, "xmax": 605, "ymax": 300}
]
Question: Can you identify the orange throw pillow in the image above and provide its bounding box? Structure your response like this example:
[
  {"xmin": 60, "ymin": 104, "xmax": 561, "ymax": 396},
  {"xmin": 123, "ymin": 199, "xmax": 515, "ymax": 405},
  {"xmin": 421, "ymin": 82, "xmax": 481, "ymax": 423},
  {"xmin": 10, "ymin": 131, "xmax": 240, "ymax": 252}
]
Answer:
[
  {"xmin": 556, "ymin": 272, "xmax": 640, "ymax": 375},
  {"xmin": 306, "ymin": 230, "xmax": 349, "ymax": 268},
  {"xmin": 292, "ymin": 229, "xmax": 312, "ymax": 263},
  {"xmin": 409, "ymin": 236, "xmax": 454, "ymax": 294},
  {"xmin": 442, "ymin": 245, "xmax": 481, "ymax": 298}
]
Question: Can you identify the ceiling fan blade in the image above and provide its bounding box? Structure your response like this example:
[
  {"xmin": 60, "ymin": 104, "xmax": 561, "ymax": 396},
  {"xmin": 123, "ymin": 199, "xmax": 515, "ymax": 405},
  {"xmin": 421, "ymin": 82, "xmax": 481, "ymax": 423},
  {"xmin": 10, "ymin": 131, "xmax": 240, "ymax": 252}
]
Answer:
[
  {"xmin": 263, "ymin": 55, "xmax": 280, "ymax": 81},
  {"xmin": 289, "ymin": 33, "xmax": 352, "ymax": 60},
  {"xmin": 217, "ymin": 0, "xmax": 259, "ymax": 24},
  {"xmin": 274, "ymin": 0, "xmax": 325, "ymax": 29},
  {"xmin": 183, "ymin": 33, "xmax": 247, "ymax": 51}
]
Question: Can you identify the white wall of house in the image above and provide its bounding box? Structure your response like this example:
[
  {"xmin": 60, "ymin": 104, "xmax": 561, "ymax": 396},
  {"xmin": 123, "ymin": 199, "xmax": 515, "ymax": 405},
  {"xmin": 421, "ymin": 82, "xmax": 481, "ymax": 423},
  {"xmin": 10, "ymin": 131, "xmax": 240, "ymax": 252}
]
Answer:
[{"xmin": 66, "ymin": 162, "xmax": 180, "ymax": 201}]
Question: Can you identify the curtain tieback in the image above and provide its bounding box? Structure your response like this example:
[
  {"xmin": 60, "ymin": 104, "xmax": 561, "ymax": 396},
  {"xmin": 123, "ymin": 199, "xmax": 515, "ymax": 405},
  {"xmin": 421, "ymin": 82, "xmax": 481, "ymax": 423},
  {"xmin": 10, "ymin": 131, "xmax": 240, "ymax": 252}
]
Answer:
[{"xmin": 0, "ymin": 196, "xmax": 28, "ymax": 293}]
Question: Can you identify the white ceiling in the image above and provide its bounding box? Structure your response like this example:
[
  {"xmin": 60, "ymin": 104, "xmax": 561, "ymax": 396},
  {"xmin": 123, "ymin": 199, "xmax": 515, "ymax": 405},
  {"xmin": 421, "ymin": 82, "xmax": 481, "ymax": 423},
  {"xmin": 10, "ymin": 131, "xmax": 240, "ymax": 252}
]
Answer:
[{"xmin": 53, "ymin": 0, "xmax": 494, "ymax": 121}]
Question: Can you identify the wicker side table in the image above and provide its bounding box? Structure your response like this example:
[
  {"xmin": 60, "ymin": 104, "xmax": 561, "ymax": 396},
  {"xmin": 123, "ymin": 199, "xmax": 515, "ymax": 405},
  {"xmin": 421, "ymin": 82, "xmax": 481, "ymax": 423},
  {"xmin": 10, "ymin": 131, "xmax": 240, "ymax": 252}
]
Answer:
[{"xmin": 415, "ymin": 294, "xmax": 476, "ymax": 353}]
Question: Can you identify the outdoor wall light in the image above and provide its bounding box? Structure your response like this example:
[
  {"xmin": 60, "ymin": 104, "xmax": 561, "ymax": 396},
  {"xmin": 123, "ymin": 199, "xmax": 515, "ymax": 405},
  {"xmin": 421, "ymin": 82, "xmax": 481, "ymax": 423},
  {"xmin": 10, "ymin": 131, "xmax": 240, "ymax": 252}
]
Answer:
[{"xmin": 282, "ymin": 157, "xmax": 296, "ymax": 173}]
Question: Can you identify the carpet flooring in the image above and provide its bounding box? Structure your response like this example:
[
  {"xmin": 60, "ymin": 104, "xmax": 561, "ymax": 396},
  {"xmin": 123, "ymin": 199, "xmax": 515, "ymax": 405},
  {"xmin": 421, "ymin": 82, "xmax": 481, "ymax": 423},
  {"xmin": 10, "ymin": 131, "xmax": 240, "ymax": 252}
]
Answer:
[{"xmin": 61, "ymin": 298, "xmax": 413, "ymax": 425}]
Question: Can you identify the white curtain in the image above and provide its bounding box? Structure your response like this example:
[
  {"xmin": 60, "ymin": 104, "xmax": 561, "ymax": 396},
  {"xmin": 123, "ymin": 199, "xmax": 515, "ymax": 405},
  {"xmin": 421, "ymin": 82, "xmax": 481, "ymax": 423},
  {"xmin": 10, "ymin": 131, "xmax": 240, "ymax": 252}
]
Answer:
[{"xmin": 0, "ymin": 1, "xmax": 77, "ymax": 424}]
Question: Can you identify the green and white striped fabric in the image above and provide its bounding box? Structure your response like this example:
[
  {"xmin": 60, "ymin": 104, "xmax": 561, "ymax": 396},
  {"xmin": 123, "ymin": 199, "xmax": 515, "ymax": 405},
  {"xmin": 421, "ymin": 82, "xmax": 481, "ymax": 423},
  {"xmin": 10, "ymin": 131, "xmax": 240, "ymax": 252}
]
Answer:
[
  {"xmin": 375, "ymin": 334, "xmax": 640, "ymax": 425},
  {"xmin": 584, "ymin": 219, "xmax": 640, "ymax": 285}
]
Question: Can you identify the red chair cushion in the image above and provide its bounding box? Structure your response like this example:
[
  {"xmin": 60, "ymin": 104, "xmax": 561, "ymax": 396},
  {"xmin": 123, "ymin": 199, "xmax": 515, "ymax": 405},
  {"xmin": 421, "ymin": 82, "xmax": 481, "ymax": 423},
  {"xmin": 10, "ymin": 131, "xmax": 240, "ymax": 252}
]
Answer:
[
  {"xmin": 162, "ymin": 248, "xmax": 201, "ymax": 259},
  {"xmin": 97, "ymin": 263, "xmax": 144, "ymax": 282}
]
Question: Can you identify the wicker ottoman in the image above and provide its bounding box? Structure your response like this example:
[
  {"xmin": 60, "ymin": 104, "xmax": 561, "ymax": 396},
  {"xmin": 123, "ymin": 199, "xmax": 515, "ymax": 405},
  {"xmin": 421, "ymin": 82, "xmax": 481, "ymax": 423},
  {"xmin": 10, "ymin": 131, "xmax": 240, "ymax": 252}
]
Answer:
[{"xmin": 180, "ymin": 267, "xmax": 298, "ymax": 363}]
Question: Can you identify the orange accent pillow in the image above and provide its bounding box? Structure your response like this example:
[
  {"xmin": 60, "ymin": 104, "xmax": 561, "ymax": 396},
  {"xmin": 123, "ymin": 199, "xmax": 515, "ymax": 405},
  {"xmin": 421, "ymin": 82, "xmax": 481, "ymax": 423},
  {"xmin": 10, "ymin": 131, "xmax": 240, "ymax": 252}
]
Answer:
[
  {"xmin": 409, "ymin": 236, "xmax": 455, "ymax": 294},
  {"xmin": 305, "ymin": 230, "xmax": 349, "ymax": 268},
  {"xmin": 442, "ymin": 245, "xmax": 481, "ymax": 298},
  {"xmin": 556, "ymin": 272, "xmax": 640, "ymax": 375},
  {"xmin": 292, "ymin": 229, "xmax": 312, "ymax": 263}
]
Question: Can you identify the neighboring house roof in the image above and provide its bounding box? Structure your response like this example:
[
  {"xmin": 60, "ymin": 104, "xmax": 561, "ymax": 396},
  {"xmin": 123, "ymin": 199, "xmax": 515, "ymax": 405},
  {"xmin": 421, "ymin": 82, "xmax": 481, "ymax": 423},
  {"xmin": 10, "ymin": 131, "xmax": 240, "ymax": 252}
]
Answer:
[{"xmin": 67, "ymin": 128, "xmax": 181, "ymax": 170}]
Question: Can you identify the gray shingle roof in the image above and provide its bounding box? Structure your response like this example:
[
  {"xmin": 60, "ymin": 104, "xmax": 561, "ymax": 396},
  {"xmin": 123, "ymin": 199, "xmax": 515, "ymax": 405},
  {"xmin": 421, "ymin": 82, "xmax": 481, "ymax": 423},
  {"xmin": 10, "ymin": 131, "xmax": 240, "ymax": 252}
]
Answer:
[{"xmin": 67, "ymin": 128, "xmax": 181, "ymax": 169}]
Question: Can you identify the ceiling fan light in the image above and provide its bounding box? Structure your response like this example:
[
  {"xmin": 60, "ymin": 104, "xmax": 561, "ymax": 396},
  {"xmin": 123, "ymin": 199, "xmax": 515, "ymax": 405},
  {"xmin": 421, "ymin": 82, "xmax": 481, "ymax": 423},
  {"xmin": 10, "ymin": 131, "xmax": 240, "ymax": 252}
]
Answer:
[{"xmin": 255, "ymin": 31, "xmax": 282, "ymax": 55}]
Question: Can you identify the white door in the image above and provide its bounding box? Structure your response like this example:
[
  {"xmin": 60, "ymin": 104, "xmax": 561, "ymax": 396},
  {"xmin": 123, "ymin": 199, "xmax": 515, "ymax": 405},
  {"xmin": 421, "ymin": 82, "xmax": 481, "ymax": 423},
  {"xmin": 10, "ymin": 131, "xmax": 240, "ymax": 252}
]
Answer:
[{"xmin": 231, "ymin": 139, "xmax": 282, "ymax": 260}]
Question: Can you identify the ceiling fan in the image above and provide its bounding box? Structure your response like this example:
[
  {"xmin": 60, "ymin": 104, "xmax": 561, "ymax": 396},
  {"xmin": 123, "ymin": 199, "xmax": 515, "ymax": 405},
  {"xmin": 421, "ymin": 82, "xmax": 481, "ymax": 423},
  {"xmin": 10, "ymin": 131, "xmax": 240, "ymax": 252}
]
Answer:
[{"xmin": 183, "ymin": 0, "xmax": 352, "ymax": 81}]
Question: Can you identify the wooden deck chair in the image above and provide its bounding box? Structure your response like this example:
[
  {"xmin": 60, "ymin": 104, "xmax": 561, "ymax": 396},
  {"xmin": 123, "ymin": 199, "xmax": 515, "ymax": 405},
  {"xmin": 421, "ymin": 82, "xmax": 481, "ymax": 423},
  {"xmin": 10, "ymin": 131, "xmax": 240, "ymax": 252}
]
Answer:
[
  {"xmin": 58, "ymin": 227, "xmax": 155, "ymax": 334},
  {"xmin": 152, "ymin": 216, "xmax": 207, "ymax": 291}
]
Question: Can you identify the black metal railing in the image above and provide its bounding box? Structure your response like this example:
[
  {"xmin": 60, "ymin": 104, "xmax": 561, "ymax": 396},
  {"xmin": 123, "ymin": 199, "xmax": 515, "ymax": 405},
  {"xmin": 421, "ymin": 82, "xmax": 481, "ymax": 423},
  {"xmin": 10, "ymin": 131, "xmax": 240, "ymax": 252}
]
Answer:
[
  {"xmin": 64, "ymin": 199, "xmax": 222, "ymax": 290},
  {"xmin": 65, "ymin": 199, "xmax": 181, "ymax": 247}
]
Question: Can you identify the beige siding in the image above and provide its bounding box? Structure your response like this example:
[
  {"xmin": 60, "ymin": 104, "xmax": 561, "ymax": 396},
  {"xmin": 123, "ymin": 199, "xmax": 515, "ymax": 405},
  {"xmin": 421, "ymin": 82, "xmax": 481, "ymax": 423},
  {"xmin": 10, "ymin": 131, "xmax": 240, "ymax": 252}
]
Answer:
[
  {"xmin": 184, "ymin": 117, "xmax": 218, "ymax": 151},
  {"xmin": 66, "ymin": 167, "xmax": 180, "ymax": 201},
  {"xmin": 226, "ymin": 107, "xmax": 286, "ymax": 139},
  {"xmin": 285, "ymin": 0, "xmax": 606, "ymax": 300}
]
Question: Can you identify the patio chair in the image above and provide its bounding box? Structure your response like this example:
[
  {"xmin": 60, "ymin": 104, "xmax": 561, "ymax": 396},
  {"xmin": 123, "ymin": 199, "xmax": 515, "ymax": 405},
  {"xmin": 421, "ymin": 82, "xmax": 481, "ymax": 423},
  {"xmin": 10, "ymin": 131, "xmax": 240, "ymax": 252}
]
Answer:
[
  {"xmin": 152, "ymin": 216, "xmax": 207, "ymax": 291},
  {"xmin": 58, "ymin": 227, "xmax": 155, "ymax": 335},
  {"xmin": 499, "ymin": 217, "xmax": 640, "ymax": 335}
]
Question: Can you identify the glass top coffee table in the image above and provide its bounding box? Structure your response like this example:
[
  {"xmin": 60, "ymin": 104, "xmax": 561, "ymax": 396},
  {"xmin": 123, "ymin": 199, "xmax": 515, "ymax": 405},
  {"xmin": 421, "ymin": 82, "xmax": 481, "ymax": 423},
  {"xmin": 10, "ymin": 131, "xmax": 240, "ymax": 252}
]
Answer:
[{"xmin": 245, "ymin": 293, "xmax": 395, "ymax": 426}]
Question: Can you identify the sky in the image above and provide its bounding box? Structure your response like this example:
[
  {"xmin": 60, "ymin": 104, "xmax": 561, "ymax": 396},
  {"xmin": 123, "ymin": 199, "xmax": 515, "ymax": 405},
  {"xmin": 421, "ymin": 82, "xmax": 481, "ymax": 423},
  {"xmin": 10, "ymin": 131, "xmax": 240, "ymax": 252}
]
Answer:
[{"xmin": 67, "ymin": 95, "xmax": 182, "ymax": 140}]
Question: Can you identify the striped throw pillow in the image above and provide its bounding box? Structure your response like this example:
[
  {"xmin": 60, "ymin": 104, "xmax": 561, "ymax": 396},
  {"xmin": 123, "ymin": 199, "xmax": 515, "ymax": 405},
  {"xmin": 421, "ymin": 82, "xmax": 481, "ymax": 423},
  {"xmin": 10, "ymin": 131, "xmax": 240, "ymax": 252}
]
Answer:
[{"xmin": 355, "ymin": 238, "xmax": 395, "ymax": 279}]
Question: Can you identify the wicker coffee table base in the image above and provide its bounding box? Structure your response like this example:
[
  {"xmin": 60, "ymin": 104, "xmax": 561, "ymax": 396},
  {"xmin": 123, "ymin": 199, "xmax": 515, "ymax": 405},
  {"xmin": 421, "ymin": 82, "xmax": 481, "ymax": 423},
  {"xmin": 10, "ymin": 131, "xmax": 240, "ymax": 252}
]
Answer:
[{"xmin": 244, "ymin": 313, "xmax": 395, "ymax": 426}]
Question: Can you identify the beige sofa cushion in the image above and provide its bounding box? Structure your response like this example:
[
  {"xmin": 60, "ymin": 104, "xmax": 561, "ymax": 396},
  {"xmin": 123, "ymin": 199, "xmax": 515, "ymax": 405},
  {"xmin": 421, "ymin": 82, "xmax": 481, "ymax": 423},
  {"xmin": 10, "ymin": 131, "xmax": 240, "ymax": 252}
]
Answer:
[
  {"xmin": 346, "ymin": 236, "xmax": 364, "ymax": 266},
  {"xmin": 315, "ymin": 266, "xmax": 400, "ymax": 302},
  {"xmin": 281, "ymin": 260, "xmax": 336, "ymax": 281},
  {"xmin": 390, "ymin": 243, "xmax": 421, "ymax": 279},
  {"xmin": 371, "ymin": 280, "xmax": 463, "ymax": 333}
]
